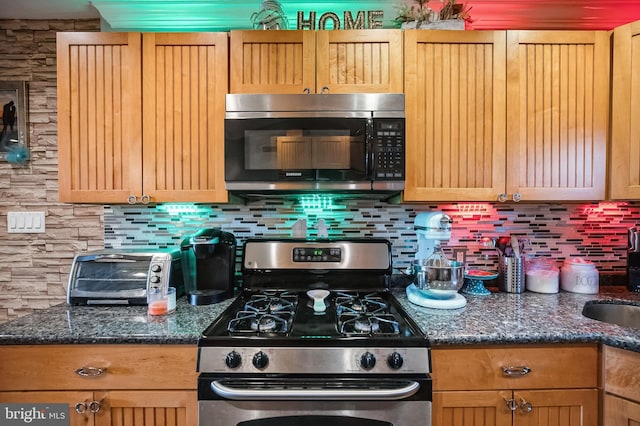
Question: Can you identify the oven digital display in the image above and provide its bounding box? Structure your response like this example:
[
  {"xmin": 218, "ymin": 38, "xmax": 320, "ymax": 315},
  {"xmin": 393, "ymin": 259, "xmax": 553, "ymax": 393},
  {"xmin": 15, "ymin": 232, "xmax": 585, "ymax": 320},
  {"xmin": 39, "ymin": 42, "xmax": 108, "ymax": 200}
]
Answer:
[{"xmin": 293, "ymin": 247, "xmax": 341, "ymax": 262}]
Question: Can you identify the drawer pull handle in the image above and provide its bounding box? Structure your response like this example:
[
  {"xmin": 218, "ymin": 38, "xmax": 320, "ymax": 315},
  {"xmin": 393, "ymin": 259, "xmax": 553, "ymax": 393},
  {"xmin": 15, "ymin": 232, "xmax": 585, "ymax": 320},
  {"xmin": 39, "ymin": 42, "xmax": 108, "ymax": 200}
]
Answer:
[
  {"xmin": 502, "ymin": 366, "xmax": 531, "ymax": 377},
  {"xmin": 74, "ymin": 402, "xmax": 87, "ymax": 414},
  {"xmin": 75, "ymin": 366, "xmax": 105, "ymax": 377}
]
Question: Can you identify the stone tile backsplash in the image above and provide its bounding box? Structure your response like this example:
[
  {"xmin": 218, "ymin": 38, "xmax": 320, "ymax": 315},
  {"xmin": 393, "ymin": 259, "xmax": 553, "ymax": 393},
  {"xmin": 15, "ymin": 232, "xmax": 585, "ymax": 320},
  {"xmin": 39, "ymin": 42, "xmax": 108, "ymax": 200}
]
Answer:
[{"xmin": 105, "ymin": 200, "xmax": 640, "ymax": 277}]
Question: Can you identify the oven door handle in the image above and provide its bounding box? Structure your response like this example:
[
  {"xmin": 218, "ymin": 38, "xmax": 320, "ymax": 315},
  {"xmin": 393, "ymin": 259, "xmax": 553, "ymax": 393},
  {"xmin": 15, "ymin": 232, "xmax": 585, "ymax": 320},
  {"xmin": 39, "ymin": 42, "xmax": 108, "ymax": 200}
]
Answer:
[{"xmin": 211, "ymin": 380, "xmax": 420, "ymax": 401}]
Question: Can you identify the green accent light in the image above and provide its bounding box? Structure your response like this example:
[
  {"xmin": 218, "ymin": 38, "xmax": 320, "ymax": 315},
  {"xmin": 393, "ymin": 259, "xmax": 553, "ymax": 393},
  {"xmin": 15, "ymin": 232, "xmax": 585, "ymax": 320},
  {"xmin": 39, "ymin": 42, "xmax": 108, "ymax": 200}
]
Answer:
[{"xmin": 299, "ymin": 194, "xmax": 336, "ymax": 214}]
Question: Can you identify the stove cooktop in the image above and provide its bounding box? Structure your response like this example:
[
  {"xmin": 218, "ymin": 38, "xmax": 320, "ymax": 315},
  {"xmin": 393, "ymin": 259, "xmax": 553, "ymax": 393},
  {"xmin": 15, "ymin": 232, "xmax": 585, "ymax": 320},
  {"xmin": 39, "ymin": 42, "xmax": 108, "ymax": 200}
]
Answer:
[{"xmin": 199, "ymin": 289, "xmax": 427, "ymax": 347}]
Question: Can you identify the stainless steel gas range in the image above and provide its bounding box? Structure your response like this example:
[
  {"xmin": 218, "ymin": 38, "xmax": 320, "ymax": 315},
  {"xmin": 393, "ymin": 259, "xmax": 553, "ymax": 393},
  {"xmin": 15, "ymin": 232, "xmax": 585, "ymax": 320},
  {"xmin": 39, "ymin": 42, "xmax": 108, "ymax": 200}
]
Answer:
[{"xmin": 197, "ymin": 239, "xmax": 431, "ymax": 426}]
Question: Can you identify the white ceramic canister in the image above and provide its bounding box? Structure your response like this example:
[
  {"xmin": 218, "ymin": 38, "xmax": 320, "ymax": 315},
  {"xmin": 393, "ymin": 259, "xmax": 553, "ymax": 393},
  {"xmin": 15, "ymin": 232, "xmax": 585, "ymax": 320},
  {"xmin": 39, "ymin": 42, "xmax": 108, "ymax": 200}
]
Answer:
[
  {"xmin": 560, "ymin": 258, "xmax": 599, "ymax": 294},
  {"xmin": 525, "ymin": 257, "xmax": 559, "ymax": 293}
]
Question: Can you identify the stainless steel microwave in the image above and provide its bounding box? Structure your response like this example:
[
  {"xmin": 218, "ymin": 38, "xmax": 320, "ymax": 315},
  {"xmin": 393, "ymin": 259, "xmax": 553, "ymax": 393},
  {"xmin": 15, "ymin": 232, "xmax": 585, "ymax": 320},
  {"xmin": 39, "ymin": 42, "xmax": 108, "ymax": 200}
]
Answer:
[
  {"xmin": 224, "ymin": 93, "xmax": 405, "ymax": 197},
  {"xmin": 67, "ymin": 248, "xmax": 183, "ymax": 305}
]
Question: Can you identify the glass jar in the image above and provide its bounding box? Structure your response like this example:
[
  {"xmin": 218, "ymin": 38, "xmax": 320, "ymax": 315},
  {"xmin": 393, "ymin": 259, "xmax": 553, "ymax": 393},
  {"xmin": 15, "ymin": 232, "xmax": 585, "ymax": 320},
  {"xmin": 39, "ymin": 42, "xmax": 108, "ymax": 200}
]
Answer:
[
  {"xmin": 525, "ymin": 257, "xmax": 559, "ymax": 293},
  {"xmin": 560, "ymin": 258, "xmax": 599, "ymax": 294}
]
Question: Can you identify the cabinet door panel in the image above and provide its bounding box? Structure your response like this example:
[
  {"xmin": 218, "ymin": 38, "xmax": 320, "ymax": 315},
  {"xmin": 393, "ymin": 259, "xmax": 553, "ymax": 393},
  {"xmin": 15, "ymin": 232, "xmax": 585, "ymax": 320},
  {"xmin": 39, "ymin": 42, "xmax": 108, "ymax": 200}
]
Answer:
[
  {"xmin": 94, "ymin": 391, "xmax": 197, "ymax": 426},
  {"xmin": 604, "ymin": 394, "xmax": 640, "ymax": 426},
  {"xmin": 0, "ymin": 391, "xmax": 94, "ymax": 426},
  {"xmin": 229, "ymin": 30, "xmax": 315, "ymax": 94},
  {"xmin": 514, "ymin": 390, "xmax": 597, "ymax": 426},
  {"xmin": 506, "ymin": 31, "xmax": 609, "ymax": 201},
  {"xmin": 433, "ymin": 390, "xmax": 513, "ymax": 426},
  {"xmin": 142, "ymin": 33, "xmax": 228, "ymax": 202},
  {"xmin": 57, "ymin": 32, "xmax": 142, "ymax": 203},
  {"xmin": 316, "ymin": 30, "xmax": 403, "ymax": 93},
  {"xmin": 403, "ymin": 30, "xmax": 507, "ymax": 201},
  {"xmin": 610, "ymin": 21, "xmax": 640, "ymax": 199}
]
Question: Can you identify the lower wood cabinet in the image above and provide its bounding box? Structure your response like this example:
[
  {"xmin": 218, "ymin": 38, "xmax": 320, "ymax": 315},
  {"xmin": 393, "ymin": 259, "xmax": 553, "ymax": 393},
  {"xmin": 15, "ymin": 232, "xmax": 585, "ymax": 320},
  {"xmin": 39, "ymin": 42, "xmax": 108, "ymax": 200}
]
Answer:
[
  {"xmin": 431, "ymin": 344, "xmax": 599, "ymax": 426},
  {"xmin": 0, "ymin": 345, "xmax": 198, "ymax": 426},
  {"xmin": 603, "ymin": 345, "xmax": 640, "ymax": 426}
]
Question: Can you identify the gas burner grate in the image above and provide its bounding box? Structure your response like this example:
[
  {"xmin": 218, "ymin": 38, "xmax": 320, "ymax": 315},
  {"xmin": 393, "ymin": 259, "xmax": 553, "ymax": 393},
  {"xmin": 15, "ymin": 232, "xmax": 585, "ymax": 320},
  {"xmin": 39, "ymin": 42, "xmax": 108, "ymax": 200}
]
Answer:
[
  {"xmin": 227, "ymin": 291, "xmax": 298, "ymax": 335},
  {"xmin": 335, "ymin": 292, "xmax": 400, "ymax": 336},
  {"xmin": 335, "ymin": 292, "xmax": 389, "ymax": 316}
]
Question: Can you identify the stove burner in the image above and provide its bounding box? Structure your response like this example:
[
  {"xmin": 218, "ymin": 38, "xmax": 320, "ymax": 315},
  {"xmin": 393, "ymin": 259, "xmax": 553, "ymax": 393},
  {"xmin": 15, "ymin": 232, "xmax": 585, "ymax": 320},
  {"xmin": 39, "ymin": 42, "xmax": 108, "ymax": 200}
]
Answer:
[
  {"xmin": 245, "ymin": 291, "xmax": 297, "ymax": 314},
  {"xmin": 354, "ymin": 317, "xmax": 380, "ymax": 333},
  {"xmin": 227, "ymin": 291, "xmax": 298, "ymax": 335},
  {"xmin": 250, "ymin": 315, "xmax": 278, "ymax": 332},
  {"xmin": 335, "ymin": 293, "xmax": 401, "ymax": 336}
]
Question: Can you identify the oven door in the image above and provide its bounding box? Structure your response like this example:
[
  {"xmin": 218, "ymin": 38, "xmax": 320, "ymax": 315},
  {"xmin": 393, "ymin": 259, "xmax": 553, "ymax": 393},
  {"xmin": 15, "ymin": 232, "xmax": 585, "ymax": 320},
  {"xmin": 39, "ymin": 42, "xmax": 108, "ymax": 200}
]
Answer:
[{"xmin": 198, "ymin": 375, "xmax": 431, "ymax": 426}]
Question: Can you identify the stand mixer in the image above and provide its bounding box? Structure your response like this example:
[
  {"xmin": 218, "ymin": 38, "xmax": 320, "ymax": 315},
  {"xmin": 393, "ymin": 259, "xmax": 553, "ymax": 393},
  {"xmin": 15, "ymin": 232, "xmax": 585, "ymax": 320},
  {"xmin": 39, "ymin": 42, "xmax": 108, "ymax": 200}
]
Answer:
[{"xmin": 406, "ymin": 211, "xmax": 467, "ymax": 309}]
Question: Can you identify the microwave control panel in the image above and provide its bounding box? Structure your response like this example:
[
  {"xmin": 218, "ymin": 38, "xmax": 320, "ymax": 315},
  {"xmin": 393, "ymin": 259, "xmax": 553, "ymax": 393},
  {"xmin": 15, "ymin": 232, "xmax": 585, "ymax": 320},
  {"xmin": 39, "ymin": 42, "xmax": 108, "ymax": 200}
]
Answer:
[{"xmin": 372, "ymin": 119, "xmax": 405, "ymax": 179}]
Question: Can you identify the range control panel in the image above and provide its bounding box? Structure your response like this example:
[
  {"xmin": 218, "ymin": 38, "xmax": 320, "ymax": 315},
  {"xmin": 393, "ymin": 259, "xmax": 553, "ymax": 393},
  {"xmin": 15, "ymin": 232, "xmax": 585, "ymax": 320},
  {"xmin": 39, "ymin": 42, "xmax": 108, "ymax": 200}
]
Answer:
[{"xmin": 293, "ymin": 247, "xmax": 342, "ymax": 263}]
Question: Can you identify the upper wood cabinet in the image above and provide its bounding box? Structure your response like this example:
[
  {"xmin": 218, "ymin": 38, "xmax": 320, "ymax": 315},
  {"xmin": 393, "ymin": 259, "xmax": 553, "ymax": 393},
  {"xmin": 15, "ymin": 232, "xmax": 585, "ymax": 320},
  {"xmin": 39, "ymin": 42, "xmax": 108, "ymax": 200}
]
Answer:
[
  {"xmin": 230, "ymin": 29, "xmax": 403, "ymax": 94},
  {"xmin": 610, "ymin": 20, "xmax": 640, "ymax": 199},
  {"xmin": 57, "ymin": 32, "xmax": 229, "ymax": 204},
  {"xmin": 403, "ymin": 30, "xmax": 507, "ymax": 202},
  {"xmin": 57, "ymin": 32, "xmax": 142, "ymax": 204},
  {"xmin": 403, "ymin": 29, "xmax": 609, "ymax": 202},
  {"xmin": 506, "ymin": 31, "xmax": 609, "ymax": 202}
]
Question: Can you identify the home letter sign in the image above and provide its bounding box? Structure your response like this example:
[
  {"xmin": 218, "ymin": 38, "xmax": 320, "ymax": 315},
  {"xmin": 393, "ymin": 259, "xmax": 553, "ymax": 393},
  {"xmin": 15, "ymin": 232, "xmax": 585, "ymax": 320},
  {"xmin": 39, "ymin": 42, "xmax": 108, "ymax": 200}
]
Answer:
[{"xmin": 297, "ymin": 10, "xmax": 383, "ymax": 29}]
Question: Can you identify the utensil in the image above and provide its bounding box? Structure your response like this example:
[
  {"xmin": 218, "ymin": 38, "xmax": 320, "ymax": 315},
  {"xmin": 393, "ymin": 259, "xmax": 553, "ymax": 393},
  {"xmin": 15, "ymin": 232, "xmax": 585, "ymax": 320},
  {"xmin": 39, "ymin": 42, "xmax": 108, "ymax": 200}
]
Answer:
[{"xmin": 511, "ymin": 235, "xmax": 521, "ymax": 258}]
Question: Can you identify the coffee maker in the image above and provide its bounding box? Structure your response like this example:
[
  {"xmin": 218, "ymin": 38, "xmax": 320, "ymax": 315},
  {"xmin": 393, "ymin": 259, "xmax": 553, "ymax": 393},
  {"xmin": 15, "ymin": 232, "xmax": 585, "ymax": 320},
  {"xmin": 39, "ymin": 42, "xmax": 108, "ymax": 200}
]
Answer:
[{"xmin": 180, "ymin": 228, "xmax": 237, "ymax": 305}]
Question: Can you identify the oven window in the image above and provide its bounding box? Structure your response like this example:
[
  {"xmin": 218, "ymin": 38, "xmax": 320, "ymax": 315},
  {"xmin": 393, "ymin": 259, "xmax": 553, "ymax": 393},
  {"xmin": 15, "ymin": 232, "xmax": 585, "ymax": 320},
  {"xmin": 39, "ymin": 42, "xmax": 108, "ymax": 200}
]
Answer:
[
  {"xmin": 238, "ymin": 416, "xmax": 391, "ymax": 426},
  {"xmin": 74, "ymin": 261, "xmax": 148, "ymax": 292}
]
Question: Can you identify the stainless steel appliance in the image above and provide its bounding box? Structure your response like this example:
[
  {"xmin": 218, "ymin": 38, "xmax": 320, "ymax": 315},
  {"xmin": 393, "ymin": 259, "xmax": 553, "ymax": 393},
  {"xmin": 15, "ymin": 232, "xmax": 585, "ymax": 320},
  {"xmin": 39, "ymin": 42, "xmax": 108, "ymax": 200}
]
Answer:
[
  {"xmin": 224, "ymin": 93, "xmax": 405, "ymax": 198},
  {"xmin": 197, "ymin": 239, "xmax": 431, "ymax": 426},
  {"xmin": 67, "ymin": 248, "xmax": 183, "ymax": 305},
  {"xmin": 180, "ymin": 228, "xmax": 237, "ymax": 305}
]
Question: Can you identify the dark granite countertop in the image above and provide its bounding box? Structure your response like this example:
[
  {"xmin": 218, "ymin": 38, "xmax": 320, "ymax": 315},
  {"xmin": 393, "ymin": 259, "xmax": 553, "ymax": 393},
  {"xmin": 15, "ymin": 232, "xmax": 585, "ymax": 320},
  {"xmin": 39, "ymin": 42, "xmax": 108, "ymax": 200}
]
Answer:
[{"xmin": 0, "ymin": 287, "xmax": 639, "ymax": 352}]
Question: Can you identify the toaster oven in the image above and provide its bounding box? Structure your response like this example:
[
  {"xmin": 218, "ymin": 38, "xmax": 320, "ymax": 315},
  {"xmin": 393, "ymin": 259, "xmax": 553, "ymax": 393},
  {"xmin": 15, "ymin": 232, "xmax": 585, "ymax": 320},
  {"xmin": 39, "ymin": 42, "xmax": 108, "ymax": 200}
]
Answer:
[{"xmin": 67, "ymin": 248, "xmax": 183, "ymax": 305}]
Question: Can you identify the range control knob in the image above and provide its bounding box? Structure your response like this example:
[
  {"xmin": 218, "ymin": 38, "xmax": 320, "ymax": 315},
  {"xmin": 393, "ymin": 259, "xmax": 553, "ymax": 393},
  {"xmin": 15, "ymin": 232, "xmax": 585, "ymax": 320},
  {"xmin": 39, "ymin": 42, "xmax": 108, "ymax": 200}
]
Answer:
[
  {"xmin": 360, "ymin": 352, "xmax": 376, "ymax": 370},
  {"xmin": 252, "ymin": 351, "xmax": 269, "ymax": 370},
  {"xmin": 387, "ymin": 352, "xmax": 404, "ymax": 370},
  {"xmin": 225, "ymin": 351, "xmax": 242, "ymax": 369}
]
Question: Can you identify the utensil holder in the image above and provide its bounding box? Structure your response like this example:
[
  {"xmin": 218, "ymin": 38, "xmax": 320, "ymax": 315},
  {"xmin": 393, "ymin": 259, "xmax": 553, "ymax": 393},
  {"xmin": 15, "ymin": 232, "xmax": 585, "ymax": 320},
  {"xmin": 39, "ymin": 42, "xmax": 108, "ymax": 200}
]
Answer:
[{"xmin": 500, "ymin": 256, "xmax": 524, "ymax": 293}]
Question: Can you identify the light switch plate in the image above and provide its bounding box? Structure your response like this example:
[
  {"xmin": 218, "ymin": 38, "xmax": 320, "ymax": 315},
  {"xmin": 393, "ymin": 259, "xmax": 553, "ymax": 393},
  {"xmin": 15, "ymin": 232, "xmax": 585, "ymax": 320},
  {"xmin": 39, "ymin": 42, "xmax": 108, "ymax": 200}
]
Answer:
[{"xmin": 7, "ymin": 211, "xmax": 46, "ymax": 233}]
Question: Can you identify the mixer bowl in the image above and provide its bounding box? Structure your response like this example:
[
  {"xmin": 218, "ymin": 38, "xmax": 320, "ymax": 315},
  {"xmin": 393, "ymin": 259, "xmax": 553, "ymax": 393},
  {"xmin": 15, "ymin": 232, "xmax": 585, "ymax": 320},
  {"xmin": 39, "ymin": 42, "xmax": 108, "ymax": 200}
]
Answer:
[{"xmin": 412, "ymin": 261, "xmax": 464, "ymax": 299}]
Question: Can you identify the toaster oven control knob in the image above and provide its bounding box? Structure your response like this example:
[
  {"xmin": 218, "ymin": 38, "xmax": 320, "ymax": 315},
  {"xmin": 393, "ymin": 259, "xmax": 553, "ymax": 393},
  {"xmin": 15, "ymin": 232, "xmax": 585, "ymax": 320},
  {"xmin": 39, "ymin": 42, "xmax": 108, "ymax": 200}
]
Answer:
[
  {"xmin": 252, "ymin": 351, "xmax": 269, "ymax": 370},
  {"xmin": 225, "ymin": 351, "xmax": 242, "ymax": 369},
  {"xmin": 150, "ymin": 275, "xmax": 161, "ymax": 284},
  {"xmin": 151, "ymin": 264, "xmax": 162, "ymax": 273},
  {"xmin": 360, "ymin": 352, "xmax": 376, "ymax": 370},
  {"xmin": 387, "ymin": 352, "xmax": 404, "ymax": 370}
]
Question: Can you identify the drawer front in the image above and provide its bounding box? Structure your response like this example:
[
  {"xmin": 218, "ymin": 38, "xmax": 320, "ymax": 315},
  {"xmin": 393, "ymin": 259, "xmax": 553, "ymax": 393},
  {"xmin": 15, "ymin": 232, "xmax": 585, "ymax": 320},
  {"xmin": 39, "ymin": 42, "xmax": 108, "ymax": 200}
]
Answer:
[
  {"xmin": 0, "ymin": 345, "xmax": 198, "ymax": 391},
  {"xmin": 604, "ymin": 345, "xmax": 640, "ymax": 402},
  {"xmin": 432, "ymin": 344, "xmax": 599, "ymax": 391}
]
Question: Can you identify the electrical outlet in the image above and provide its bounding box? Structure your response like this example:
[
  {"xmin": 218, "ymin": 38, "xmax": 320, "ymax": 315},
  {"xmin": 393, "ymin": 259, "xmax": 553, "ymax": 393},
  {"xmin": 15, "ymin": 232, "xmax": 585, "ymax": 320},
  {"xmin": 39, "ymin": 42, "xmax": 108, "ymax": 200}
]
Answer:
[{"xmin": 7, "ymin": 211, "xmax": 46, "ymax": 233}]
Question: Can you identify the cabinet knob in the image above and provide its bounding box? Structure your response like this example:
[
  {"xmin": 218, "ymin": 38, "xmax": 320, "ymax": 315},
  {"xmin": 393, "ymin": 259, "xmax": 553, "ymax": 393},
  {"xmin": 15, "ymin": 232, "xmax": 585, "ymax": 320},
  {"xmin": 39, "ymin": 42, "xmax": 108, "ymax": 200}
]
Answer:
[
  {"xmin": 88, "ymin": 400, "xmax": 102, "ymax": 414},
  {"xmin": 127, "ymin": 195, "xmax": 138, "ymax": 204},
  {"xmin": 503, "ymin": 398, "xmax": 518, "ymax": 411},
  {"xmin": 512, "ymin": 192, "xmax": 522, "ymax": 202},
  {"xmin": 497, "ymin": 193, "xmax": 507, "ymax": 203},
  {"xmin": 519, "ymin": 399, "xmax": 533, "ymax": 413},
  {"xmin": 140, "ymin": 194, "xmax": 151, "ymax": 204},
  {"xmin": 303, "ymin": 88, "xmax": 311, "ymax": 94},
  {"xmin": 321, "ymin": 86, "xmax": 329, "ymax": 94},
  {"xmin": 75, "ymin": 366, "xmax": 106, "ymax": 378},
  {"xmin": 75, "ymin": 402, "xmax": 87, "ymax": 414},
  {"xmin": 502, "ymin": 366, "xmax": 531, "ymax": 377}
]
